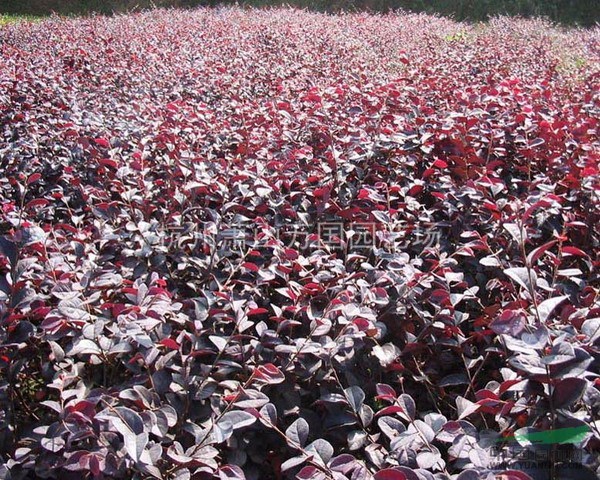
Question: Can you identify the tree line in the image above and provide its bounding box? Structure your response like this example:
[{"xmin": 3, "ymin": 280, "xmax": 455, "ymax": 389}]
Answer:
[{"xmin": 1, "ymin": 0, "xmax": 598, "ymax": 26}]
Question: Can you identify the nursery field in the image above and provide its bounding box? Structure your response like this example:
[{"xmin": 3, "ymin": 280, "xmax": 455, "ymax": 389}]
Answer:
[{"xmin": 0, "ymin": 8, "xmax": 599, "ymax": 480}]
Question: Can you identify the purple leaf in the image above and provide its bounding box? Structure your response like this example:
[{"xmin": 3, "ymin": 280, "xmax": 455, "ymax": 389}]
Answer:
[
  {"xmin": 456, "ymin": 396, "xmax": 480, "ymax": 419},
  {"xmin": 504, "ymin": 267, "xmax": 536, "ymax": 291},
  {"xmin": 536, "ymin": 295, "xmax": 568, "ymax": 323},
  {"xmin": 286, "ymin": 418, "xmax": 309, "ymax": 448},
  {"xmin": 280, "ymin": 455, "xmax": 307, "ymax": 472},
  {"xmin": 97, "ymin": 407, "xmax": 148, "ymax": 463},
  {"xmin": 297, "ymin": 466, "xmax": 327, "ymax": 480},
  {"xmin": 490, "ymin": 310, "xmax": 526, "ymax": 336},
  {"xmin": 218, "ymin": 465, "xmax": 246, "ymax": 480},
  {"xmin": 552, "ymin": 378, "xmax": 588, "ymax": 408},
  {"xmin": 345, "ymin": 385, "xmax": 365, "ymax": 412},
  {"xmin": 329, "ymin": 454, "xmax": 357, "ymax": 474},
  {"xmin": 305, "ymin": 439, "xmax": 333, "ymax": 465}
]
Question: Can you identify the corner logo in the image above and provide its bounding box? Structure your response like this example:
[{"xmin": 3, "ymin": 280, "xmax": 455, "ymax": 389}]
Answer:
[{"xmin": 500, "ymin": 425, "xmax": 590, "ymax": 446}]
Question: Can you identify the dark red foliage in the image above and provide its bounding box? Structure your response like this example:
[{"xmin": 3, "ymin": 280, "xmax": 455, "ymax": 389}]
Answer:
[{"xmin": 0, "ymin": 7, "xmax": 598, "ymax": 480}]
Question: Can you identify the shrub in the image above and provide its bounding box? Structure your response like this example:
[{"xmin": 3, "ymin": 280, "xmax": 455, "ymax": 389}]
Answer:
[{"xmin": 0, "ymin": 8, "xmax": 598, "ymax": 480}]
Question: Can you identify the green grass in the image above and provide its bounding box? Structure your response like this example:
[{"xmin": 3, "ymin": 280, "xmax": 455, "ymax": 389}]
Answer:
[
  {"xmin": 0, "ymin": 14, "xmax": 44, "ymax": 25},
  {"xmin": 444, "ymin": 29, "xmax": 469, "ymax": 42}
]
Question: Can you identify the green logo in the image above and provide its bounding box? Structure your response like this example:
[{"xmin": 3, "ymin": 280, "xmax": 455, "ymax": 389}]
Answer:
[{"xmin": 500, "ymin": 426, "xmax": 590, "ymax": 446}]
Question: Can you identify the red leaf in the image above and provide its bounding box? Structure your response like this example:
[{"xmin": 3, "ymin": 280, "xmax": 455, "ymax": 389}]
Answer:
[
  {"xmin": 94, "ymin": 137, "xmax": 110, "ymax": 148},
  {"xmin": 242, "ymin": 262, "xmax": 260, "ymax": 272},
  {"xmin": 284, "ymin": 248, "xmax": 299, "ymax": 260},
  {"xmin": 375, "ymin": 383, "xmax": 397, "ymax": 401},
  {"xmin": 254, "ymin": 363, "xmax": 285, "ymax": 384},
  {"xmin": 54, "ymin": 223, "xmax": 78, "ymax": 233},
  {"xmin": 26, "ymin": 198, "xmax": 50, "ymax": 209},
  {"xmin": 376, "ymin": 405, "xmax": 404, "ymax": 416},
  {"xmin": 407, "ymin": 184, "xmax": 424, "ymax": 196},
  {"xmin": 496, "ymin": 471, "xmax": 533, "ymax": 480},
  {"xmin": 561, "ymin": 246, "xmax": 588, "ymax": 257},
  {"xmin": 89, "ymin": 455, "xmax": 101, "ymax": 477},
  {"xmin": 526, "ymin": 240, "xmax": 556, "ymax": 265},
  {"xmin": 357, "ymin": 189, "xmax": 371, "ymax": 200},
  {"xmin": 27, "ymin": 173, "xmax": 42, "ymax": 185},
  {"xmin": 422, "ymin": 168, "xmax": 436, "ymax": 179},
  {"xmin": 159, "ymin": 338, "xmax": 179, "ymax": 350},
  {"xmin": 374, "ymin": 469, "xmax": 407, "ymax": 480},
  {"xmin": 98, "ymin": 158, "xmax": 118, "ymax": 169}
]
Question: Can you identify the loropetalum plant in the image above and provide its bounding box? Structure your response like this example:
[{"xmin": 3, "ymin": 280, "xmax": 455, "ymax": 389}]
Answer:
[{"xmin": 0, "ymin": 7, "xmax": 598, "ymax": 480}]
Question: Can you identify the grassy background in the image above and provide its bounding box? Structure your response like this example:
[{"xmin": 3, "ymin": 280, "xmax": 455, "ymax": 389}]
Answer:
[
  {"xmin": 0, "ymin": 13, "xmax": 40, "ymax": 23},
  {"xmin": 0, "ymin": 0, "xmax": 598, "ymax": 25}
]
